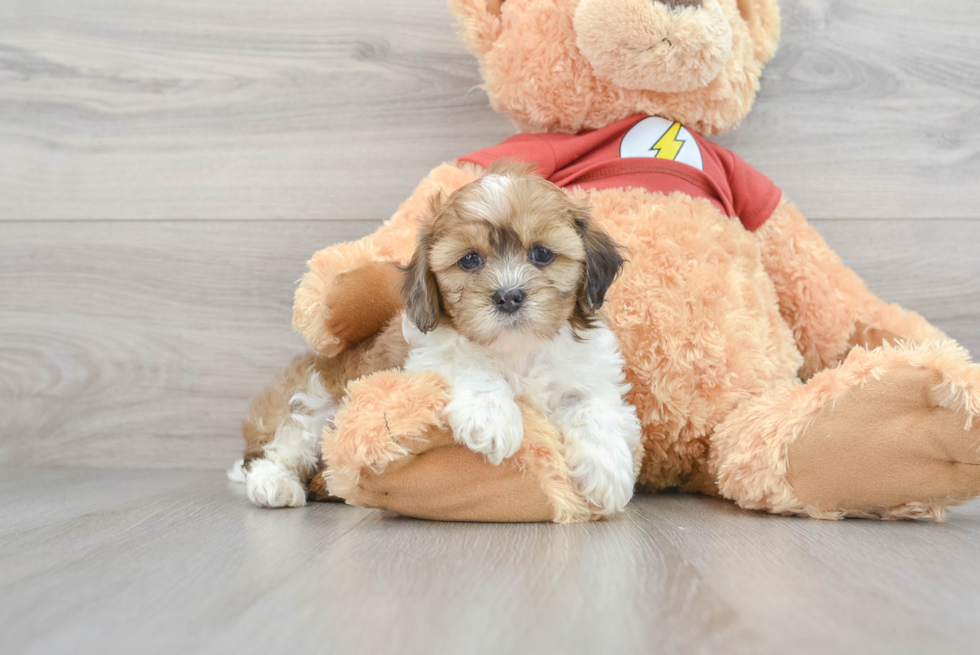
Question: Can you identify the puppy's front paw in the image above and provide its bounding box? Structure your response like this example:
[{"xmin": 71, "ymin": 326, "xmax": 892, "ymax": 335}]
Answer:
[
  {"xmin": 563, "ymin": 438, "xmax": 636, "ymax": 517},
  {"xmin": 246, "ymin": 459, "xmax": 307, "ymax": 508},
  {"xmin": 446, "ymin": 389, "xmax": 524, "ymax": 465}
]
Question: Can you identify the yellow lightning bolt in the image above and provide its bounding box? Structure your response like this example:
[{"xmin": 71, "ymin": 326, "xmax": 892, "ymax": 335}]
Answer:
[{"xmin": 651, "ymin": 122, "xmax": 685, "ymax": 161}]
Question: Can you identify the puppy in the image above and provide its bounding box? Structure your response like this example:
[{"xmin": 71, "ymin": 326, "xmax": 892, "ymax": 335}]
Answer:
[
  {"xmin": 235, "ymin": 162, "xmax": 640, "ymax": 516},
  {"xmin": 400, "ymin": 161, "xmax": 641, "ymax": 515}
]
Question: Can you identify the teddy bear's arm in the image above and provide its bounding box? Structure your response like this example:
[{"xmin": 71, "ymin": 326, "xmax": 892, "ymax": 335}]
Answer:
[
  {"xmin": 292, "ymin": 161, "xmax": 486, "ymax": 356},
  {"xmin": 321, "ymin": 369, "xmax": 594, "ymax": 523},
  {"xmin": 755, "ymin": 198, "xmax": 947, "ymax": 379}
]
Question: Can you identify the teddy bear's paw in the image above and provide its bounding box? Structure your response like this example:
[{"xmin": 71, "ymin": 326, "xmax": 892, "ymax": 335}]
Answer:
[
  {"xmin": 246, "ymin": 459, "xmax": 307, "ymax": 508},
  {"xmin": 445, "ymin": 387, "xmax": 524, "ymax": 466},
  {"xmin": 562, "ymin": 437, "xmax": 636, "ymax": 517}
]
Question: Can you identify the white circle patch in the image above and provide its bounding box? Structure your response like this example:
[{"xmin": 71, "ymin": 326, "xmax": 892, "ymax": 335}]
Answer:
[{"xmin": 619, "ymin": 116, "xmax": 704, "ymax": 171}]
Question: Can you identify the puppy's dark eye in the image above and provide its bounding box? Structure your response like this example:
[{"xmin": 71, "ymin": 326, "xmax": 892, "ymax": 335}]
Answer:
[
  {"xmin": 458, "ymin": 252, "xmax": 485, "ymax": 271},
  {"xmin": 529, "ymin": 245, "xmax": 556, "ymax": 266}
]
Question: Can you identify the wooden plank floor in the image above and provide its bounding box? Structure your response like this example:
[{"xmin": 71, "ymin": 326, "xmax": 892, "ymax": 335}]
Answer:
[
  {"xmin": 1, "ymin": 0, "xmax": 979, "ymax": 652},
  {"xmin": 3, "ymin": 469, "xmax": 980, "ymax": 655}
]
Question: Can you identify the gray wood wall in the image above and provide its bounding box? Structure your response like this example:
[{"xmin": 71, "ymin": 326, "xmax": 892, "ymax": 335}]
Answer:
[{"xmin": 1, "ymin": 0, "xmax": 978, "ymax": 470}]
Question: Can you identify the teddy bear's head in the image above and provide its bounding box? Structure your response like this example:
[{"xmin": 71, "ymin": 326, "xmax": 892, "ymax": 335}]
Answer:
[{"xmin": 450, "ymin": 0, "xmax": 780, "ymax": 135}]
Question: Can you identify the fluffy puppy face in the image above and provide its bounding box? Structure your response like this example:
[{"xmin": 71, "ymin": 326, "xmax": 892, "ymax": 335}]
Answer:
[{"xmin": 402, "ymin": 162, "xmax": 624, "ymax": 348}]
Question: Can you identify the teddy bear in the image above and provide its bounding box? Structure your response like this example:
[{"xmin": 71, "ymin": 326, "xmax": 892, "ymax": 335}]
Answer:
[{"xmin": 260, "ymin": 0, "xmax": 980, "ymax": 522}]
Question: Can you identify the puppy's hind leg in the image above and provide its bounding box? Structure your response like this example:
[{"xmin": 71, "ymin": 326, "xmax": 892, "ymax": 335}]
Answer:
[
  {"xmin": 239, "ymin": 353, "xmax": 338, "ymax": 508},
  {"xmin": 237, "ymin": 320, "xmax": 410, "ymax": 508}
]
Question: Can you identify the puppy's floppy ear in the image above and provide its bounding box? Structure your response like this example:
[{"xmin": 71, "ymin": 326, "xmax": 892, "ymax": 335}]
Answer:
[
  {"xmin": 401, "ymin": 195, "xmax": 444, "ymax": 333},
  {"xmin": 573, "ymin": 206, "xmax": 625, "ymax": 313}
]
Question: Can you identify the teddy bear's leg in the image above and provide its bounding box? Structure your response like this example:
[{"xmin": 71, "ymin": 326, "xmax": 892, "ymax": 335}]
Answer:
[
  {"xmin": 711, "ymin": 340, "xmax": 980, "ymax": 520},
  {"xmin": 293, "ymin": 162, "xmax": 486, "ymax": 356},
  {"xmin": 755, "ymin": 199, "xmax": 947, "ymax": 379},
  {"xmin": 319, "ymin": 369, "xmax": 596, "ymax": 523}
]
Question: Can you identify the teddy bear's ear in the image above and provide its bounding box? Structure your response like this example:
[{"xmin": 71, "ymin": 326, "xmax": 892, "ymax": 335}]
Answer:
[
  {"xmin": 737, "ymin": 0, "xmax": 781, "ymax": 65},
  {"xmin": 449, "ymin": 0, "xmax": 506, "ymax": 57}
]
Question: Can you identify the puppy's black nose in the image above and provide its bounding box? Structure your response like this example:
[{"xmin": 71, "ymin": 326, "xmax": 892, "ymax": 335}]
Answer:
[{"xmin": 492, "ymin": 288, "xmax": 526, "ymax": 314}]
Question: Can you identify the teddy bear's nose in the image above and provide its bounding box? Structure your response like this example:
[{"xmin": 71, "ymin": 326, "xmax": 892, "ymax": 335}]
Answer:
[{"xmin": 574, "ymin": 0, "xmax": 732, "ymax": 94}]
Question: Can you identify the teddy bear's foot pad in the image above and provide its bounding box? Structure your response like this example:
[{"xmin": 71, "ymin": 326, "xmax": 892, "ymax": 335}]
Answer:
[{"xmin": 788, "ymin": 366, "xmax": 980, "ymax": 518}]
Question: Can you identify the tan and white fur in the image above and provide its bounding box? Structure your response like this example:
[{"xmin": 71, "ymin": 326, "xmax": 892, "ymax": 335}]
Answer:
[
  {"xmin": 235, "ymin": 162, "xmax": 640, "ymax": 516},
  {"xmin": 399, "ymin": 162, "xmax": 640, "ymax": 515},
  {"xmin": 231, "ymin": 328, "xmax": 408, "ymax": 508}
]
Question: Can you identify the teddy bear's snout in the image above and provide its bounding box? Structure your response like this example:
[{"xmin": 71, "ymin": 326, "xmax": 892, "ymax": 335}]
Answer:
[{"xmin": 574, "ymin": 0, "xmax": 733, "ymax": 94}]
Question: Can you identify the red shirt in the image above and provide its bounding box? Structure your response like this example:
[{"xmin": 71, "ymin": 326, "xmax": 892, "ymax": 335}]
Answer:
[{"xmin": 459, "ymin": 114, "xmax": 781, "ymax": 232}]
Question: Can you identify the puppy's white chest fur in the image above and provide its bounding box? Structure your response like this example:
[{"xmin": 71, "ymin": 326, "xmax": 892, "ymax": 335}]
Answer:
[{"xmin": 402, "ymin": 313, "xmax": 621, "ymax": 416}]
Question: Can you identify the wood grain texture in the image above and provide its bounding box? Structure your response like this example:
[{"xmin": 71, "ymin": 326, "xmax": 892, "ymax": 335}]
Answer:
[
  {"xmin": 3, "ymin": 469, "xmax": 980, "ymax": 655},
  {"xmin": 1, "ymin": 0, "xmax": 979, "ymax": 220},
  {"xmin": 718, "ymin": 0, "xmax": 980, "ymax": 219},
  {"xmin": 0, "ymin": 0, "xmax": 512, "ymax": 220},
  {"xmin": 0, "ymin": 220, "xmax": 379, "ymax": 469},
  {"xmin": 1, "ymin": 219, "xmax": 976, "ymax": 470}
]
